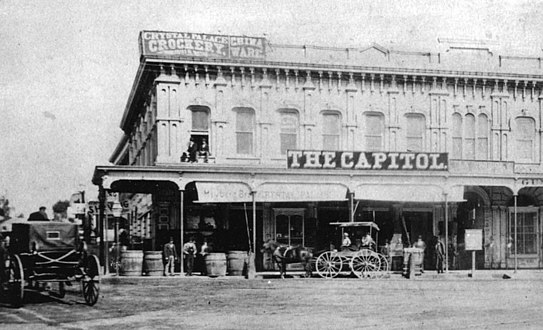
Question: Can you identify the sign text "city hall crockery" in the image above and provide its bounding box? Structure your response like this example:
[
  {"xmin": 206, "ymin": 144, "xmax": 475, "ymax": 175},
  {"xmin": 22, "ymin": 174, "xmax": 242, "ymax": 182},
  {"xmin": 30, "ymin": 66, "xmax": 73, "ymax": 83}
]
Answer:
[
  {"xmin": 140, "ymin": 31, "xmax": 266, "ymax": 59},
  {"xmin": 287, "ymin": 150, "xmax": 448, "ymax": 170}
]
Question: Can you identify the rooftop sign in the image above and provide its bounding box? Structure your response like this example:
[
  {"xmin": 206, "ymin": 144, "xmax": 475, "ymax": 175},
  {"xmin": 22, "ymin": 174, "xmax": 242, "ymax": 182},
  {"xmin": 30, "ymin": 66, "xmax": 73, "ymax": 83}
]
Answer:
[
  {"xmin": 139, "ymin": 31, "xmax": 267, "ymax": 59},
  {"xmin": 287, "ymin": 150, "xmax": 448, "ymax": 171}
]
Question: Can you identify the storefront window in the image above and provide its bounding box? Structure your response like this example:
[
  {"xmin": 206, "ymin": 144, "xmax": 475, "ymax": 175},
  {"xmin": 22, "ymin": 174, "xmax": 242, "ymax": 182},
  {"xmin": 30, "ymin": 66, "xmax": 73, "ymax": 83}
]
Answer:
[
  {"xmin": 322, "ymin": 113, "xmax": 340, "ymax": 150},
  {"xmin": 235, "ymin": 107, "xmax": 255, "ymax": 155},
  {"xmin": 365, "ymin": 113, "xmax": 384, "ymax": 151},
  {"xmin": 509, "ymin": 210, "xmax": 538, "ymax": 255},
  {"xmin": 274, "ymin": 209, "xmax": 304, "ymax": 246},
  {"xmin": 515, "ymin": 117, "xmax": 535, "ymax": 162}
]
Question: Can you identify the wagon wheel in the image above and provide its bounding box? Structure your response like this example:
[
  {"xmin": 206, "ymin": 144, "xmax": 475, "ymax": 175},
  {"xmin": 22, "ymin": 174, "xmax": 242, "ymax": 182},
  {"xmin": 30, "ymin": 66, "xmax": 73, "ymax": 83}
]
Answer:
[
  {"xmin": 350, "ymin": 250, "xmax": 381, "ymax": 279},
  {"xmin": 82, "ymin": 255, "xmax": 100, "ymax": 306},
  {"xmin": 7, "ymin": 254, "xmax": 25, "ymax": 307},
  {"xmin": 316, "ymin": 252, "xmax": 342, "ymax": 278},
  {"xmin": 376, "ymin": 253, "xmax": 390, "ymax": 278}
]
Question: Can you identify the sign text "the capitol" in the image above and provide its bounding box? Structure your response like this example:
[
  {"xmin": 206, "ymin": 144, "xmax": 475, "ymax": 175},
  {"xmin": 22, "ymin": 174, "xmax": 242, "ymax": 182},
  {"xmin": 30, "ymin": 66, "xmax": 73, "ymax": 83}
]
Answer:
[{"xmin": 287, "ymin": 150, "xmax": 448, "ymax": 171}]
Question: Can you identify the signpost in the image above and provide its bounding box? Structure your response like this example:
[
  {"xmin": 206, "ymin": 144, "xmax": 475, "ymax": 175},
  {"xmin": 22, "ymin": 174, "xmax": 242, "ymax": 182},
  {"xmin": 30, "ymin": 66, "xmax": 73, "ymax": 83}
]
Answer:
[{"xmin": 465, "ymin": 229, "xmax": 483, "ymax": 277}]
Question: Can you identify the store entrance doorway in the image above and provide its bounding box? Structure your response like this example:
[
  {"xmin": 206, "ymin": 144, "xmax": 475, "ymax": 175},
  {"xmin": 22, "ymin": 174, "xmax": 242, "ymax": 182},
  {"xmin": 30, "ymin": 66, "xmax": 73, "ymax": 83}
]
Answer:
[{"xmin": 402, "ymin": 210, "xmax": 434, "ymax": 270}]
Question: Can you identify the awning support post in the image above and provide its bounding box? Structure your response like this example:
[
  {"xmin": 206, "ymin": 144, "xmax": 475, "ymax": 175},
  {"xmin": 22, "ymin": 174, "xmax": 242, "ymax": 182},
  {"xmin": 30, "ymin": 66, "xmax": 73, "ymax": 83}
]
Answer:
[
  {"xmin": 98, "ymin": 187, "xmax": 107, "ymax": 275},
  {"xmin": 180, "ymin": 189, "xmax": 185, "ymax": 276},
  {"xmin": 444, "ymin": 193, "xmax": 449, "ymax": 273},
  {"xmin": 514, "ymin": 193, "xmax": 518, "ymax": 273},
  {"xmin": 349, "ymin": 192, "xmax": 354, "ymax": 223}
]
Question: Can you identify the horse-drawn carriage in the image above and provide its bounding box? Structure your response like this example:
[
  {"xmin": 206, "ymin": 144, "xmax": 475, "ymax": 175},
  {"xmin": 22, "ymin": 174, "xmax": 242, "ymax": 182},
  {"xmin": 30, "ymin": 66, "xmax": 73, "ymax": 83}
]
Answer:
[
  {"xmin": 315, "ymin": 222, "xmax": 389, "ymax": 279},
  {"xmin": 0, "ymin": 222, "xmax": 101, "ymax": 307}
]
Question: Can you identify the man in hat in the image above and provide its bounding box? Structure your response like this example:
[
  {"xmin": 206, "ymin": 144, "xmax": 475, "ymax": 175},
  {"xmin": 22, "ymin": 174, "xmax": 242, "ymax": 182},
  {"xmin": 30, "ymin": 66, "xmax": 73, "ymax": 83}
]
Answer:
[{"xmin": 28, "ymin": 206, "xmax": 49, "ymax": 221}]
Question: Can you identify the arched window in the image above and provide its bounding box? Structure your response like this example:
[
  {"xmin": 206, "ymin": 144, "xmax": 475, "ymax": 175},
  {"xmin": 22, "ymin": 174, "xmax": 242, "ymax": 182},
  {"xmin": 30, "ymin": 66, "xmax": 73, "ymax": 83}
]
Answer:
[
  {"xmin": 322, "ymin": 112, "xmax": 340, "ymax": 150},
  {"xmin": 279, "ymin": 110, "xmax": 299, "ymax": 154},
  {"xmin": 452, "ymin": 113, "xmax": 462, "ymax": 159},
  {"xmin": 234, "ymin": 107, "xmax": 255, "ymax": 155},
  {"xmin": 516, "ymin": 117, "xmax": 536, "ymax": 162},
  {"xmin": 405, "ymin": 114, "xmax": 425, "ymax": 152},
  {"xmin": 464, "ymin": 114, "xmax": 475, "ymax": 159},
  {"xmin": 477, "ymin": 114, "xmax": 489, "ymax": 160},
  {"xmin": 365, "ymin": 113, "xmax": 384, "ymax": 151}
]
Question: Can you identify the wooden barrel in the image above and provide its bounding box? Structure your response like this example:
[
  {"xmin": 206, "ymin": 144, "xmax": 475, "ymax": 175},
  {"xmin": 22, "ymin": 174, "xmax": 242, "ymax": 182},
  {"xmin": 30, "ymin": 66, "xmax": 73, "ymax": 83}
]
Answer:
[
  {"xmin": 205, "ymin": 253, "xmax": 226, "ymax": 277},
  {"xmin": 143, "ymin": 251, "xmax": 163, "ymax": 276},
  {"xmin": 226, "ymin": 251, "xmax": 247, "ymax": 276},
  {"xmin": 120, "ymin": 250, "xmax": 143, "ymax": 276}
]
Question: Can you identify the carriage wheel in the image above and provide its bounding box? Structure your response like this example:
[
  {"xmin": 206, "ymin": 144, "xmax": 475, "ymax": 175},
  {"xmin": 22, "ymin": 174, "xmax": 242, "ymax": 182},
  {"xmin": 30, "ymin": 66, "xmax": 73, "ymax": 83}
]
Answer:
[
  {"xmin": 8, "ymin": 254, "xmax": 25, "ymax": 307},
  {"xmin": 376, "ymin": 253, "xmax": 390, "ymax": 278},
  {"xmin": 82, "ymin": 255, "xmax": 100, "ymax": 306},
  {"xmin": 316, "ymin": 252, "xmax": 342, "ymax": 278},
  {"xmin": 350, "ymin": 250, "xmax": 381, "ymax": 279}
]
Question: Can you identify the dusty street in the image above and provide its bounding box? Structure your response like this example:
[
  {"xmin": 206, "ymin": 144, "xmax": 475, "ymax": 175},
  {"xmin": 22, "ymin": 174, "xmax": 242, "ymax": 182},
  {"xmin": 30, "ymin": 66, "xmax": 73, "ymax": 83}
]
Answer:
[{"xmin": 1, "ymin": 274, "xmax": 543, "ymax": 330}]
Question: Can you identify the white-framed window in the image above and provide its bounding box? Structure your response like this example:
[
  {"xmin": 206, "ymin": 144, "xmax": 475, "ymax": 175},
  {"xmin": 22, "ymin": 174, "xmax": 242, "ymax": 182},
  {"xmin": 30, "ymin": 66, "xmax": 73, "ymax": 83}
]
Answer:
[
  {"xmin": 405, "ymin": 114, "xmax": 425, "ymax": 152},
  {"xmin": 279, "ymin": 110, "xmax": 299, "ymax": 154},
  {"xmin": 464, "ymin": 114, "xmax": 475, "ymax": 160},
  {"xmin": 508, "ymin": 208, "xmax": 538, "ymax": 255},
  {"xmin": 234, "ymin": 107, "xmax": 255, "ymax": 155},
  {"xmin": 477, "ymin": 114, "xmax": 489, "ymax": 160},
  {"xmin": 452, "ymin": 113, "xmax": 463, "ymax": 158},
  {"xmin": 188, "ymin": 105, "xmax": 210, "ymax": 146},
  {"xmin": 365, "ymin": 113, "xmax": 385, "ymax": 151},
  {"xmin": 515, "ymin": 117, "xmax": 536, "ymax": 162},
  {"xmin": 322, "ymin": 112, "xmax": 340, "ymax": 150}
]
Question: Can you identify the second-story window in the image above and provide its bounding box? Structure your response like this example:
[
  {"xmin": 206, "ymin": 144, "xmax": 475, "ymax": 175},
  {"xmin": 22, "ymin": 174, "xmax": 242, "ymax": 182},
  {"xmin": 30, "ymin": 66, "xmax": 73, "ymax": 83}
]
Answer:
[
  {"xmin": 464, "ymin": 114, "xmax": 475, "ymax": 159},
  {"xmin": 516, "ymin": 117, "xmax": 536, "ymax": 162},
  {"xmin": 452, "ymin": 113, "xmax": 462, "ymax": 158},
  {"xmin": 405, "ymin": 114, "xmax": 425, "ymax": 152},
  {"xmin": 365, "ymin": 113, "xmax": 384, "ymax": 151},
  {"xmin": 189, "ymin": 106, "xmax": 210, "ymax": 147},
  {"xmin": 322, "ymin": 113, "xmax": 340, "ymax": 150},
  {"xmin": 279, "ymin": 110, "xmax": 299, "ymax": 154},
  {"xmin": 235, "ymin": 107, "xmax": 255, "ymax": 155},
  {"xmin": 477, "ymin": 114, "xmax": 489, "ymax": 160}
]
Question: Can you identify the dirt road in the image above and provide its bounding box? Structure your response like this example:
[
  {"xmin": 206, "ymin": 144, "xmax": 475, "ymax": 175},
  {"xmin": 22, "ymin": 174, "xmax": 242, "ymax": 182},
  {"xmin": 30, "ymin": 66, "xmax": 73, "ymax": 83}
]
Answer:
[{"xmin": 1, "ymin": 275, "xmax": 543, "ymax": 329}]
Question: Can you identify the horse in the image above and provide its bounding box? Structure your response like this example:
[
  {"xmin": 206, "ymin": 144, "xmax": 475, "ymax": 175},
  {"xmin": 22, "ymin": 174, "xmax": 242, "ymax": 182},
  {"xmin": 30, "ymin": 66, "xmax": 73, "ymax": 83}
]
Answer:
[{"xmin": 261, "ymin": 240, "xmax": 313, "ymax": 279}]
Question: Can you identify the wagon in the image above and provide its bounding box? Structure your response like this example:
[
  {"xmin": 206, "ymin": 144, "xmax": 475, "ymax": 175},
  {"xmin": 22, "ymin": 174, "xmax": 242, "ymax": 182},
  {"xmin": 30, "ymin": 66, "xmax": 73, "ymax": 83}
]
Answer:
[
  {"xmin": 0, "ymin": 222, "xmax": 100, "ymax": 307},
  {"xmin": 315, "ymin": 222, "xmax": 389, "ymax": 279}
]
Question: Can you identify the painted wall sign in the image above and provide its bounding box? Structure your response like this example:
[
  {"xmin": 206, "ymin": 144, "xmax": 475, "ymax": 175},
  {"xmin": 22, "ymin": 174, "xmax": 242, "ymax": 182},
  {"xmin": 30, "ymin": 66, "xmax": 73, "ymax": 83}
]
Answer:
[
  {"xmin": 195, "ymin": 182, "xmax": 347, "ymax": 203},
  {"xmin": 287, "ymin": 150, "xmax": 448, "ymax": 171},
  {"xmin": 139, "ymin": 31, "xmax": 266, "ymax": 59},
  {"xmin": 520, "ymin": 178, "xmax": 543, "ymax": 187}
]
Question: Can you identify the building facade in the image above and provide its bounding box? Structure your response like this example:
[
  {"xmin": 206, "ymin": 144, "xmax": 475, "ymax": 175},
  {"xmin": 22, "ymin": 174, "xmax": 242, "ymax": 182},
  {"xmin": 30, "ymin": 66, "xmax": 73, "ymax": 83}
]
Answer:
[{"xmin": 93, "ymin": 31, "xmax": 543, "ymax": 273}]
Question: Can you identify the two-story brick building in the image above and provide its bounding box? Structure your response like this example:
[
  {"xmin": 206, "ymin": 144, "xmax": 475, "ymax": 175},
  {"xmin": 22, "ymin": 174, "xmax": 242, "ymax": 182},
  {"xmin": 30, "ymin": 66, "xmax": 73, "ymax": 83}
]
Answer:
[{"xmin": 93, "ymin": 31, "xmax": 543, "ymax": 273}]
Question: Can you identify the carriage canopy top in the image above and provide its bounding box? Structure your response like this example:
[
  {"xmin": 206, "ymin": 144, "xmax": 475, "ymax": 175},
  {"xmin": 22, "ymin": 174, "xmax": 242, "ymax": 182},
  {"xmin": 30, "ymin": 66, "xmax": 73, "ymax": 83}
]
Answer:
[
  {"xmin": 329, "ymin": 222, "xmax": 380, "ymax": 231},
  {"xmin": 11, "ymin": 222, "xmax": 79, "ymax": 253}
]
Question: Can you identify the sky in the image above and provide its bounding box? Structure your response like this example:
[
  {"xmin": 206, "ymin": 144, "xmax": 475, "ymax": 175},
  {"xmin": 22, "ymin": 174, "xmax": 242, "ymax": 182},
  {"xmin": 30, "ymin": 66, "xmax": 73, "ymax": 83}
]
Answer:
[{"xmin": 1, "ymin": 0, "xmax": 543, "ymax": 218}]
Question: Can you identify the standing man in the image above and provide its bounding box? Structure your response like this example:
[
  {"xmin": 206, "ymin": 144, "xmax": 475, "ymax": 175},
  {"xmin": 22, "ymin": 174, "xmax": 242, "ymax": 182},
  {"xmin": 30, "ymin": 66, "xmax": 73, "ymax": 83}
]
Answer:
[
  {"xmin": 28, "ymin": 206, "xmax": 48, "ymax": 221},
  {"xmin": 413, "ymin": 235, "xmax": 426, "ymax": 273},
  {"xmin": 183, "ymin": 237, "xmax": 197, "ymax": 276},
  {"xmin": 163, "ymin": 237, "xmax": 177, "ymax": 276},
  {"xmin": 434, "ymin": 236, "xmax": 445, "ymax": 274}
]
